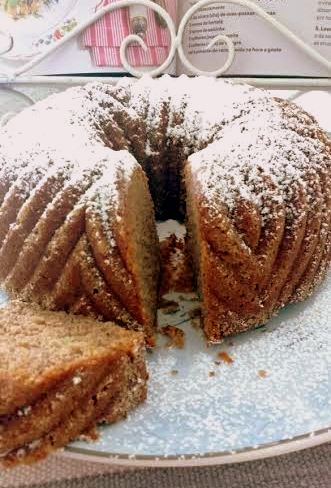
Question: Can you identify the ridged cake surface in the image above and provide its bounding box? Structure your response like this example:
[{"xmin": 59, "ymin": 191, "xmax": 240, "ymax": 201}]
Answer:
[{"xmin": 0, "ymin": 76, "xmax": 329, "ymax": 341}]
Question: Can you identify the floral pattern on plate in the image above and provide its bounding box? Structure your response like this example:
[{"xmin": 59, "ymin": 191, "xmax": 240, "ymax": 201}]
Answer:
[{"xmin": 0, "ymin": 0, "xmax": 82, "ymax": 59}]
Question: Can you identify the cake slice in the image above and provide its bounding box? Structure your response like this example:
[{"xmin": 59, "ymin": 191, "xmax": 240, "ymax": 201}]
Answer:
[
  {"xmin": 0, "ymin": 301, "xmax": 147, "ymax": 466},
  {"xmin": 0, "ymin": 149, "xmax": 160, "ymax": 338}
]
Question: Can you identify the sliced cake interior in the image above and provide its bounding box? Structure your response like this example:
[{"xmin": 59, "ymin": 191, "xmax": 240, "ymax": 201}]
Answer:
[
  {"xmin": 116, "ymin": 165, "xmax": 160, "ymax": 335},
  {"xmin": 184, "ymin": 164, "xmax": 207, "ymax": 320},
  {"xmin": 0, "ymin": 300, "xmax": 147, "ymax": 466}
]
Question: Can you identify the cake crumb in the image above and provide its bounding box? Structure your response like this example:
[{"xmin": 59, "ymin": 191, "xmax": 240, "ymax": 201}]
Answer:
[
  {"xmin": 159, "ymin": 297, "xmax": 179, "ymax": 307},
  {"xmin": 218, "ymin": 351, "xmax": 234, "ymax": 364},
  {"xmin": 178, "ymin": 295, "xmax": 199, "ymax": 302},
  {"xmin": 170, "ymin": 369, "xmax": 179, "ymax": 376},
  {"xmin": 257, "ymin": 369, "xmax": 268, "ymax": 378},
  {"xmin": 159, "ymin": 299, "xmax": 180, "ymax": 314},
  {"xmin": 145, "ymin": 335, "xmax": 156, "ymax": 348},
  {"xmin": 191, "ymin": 317, "xmax": 201, "ymax": 329},
  {"xmin": 209, "ymin": 371, "xmax": 216, "ymax": 377},
  {"xmin": 188, "ymin": 307, "xmax": 201, "ymax": 319},
  {"xmin": 78, "ymin": 427, "xmax": 99, "ymax": 442},
  {"xmin": 160, "ymin": 325, "xmax": 185, "ymax": 349}
]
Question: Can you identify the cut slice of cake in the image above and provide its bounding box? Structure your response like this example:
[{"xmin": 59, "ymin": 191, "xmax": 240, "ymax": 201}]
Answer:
[
  {"xmin": 0, "ymin": 148, "xmax": 160, "ymax": 339},
  {"xmin": 0, "ymin": 301, "xmax": 148, "ymax": 466}
]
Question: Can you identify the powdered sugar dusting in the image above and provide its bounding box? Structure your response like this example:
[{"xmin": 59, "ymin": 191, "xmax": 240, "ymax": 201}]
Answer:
[
  {"xmin": 71, "ymin": 273, "xmax": 331, "ymax": 457},
  {"xmin": 189, "ymin": 94, "xmax": 328, "ymax": 229},
  {"xmin": 0, "ymin": 77, "xmax": 329, "ymax": 459},
  {"xmin": 0, "ymin": 82, "xmax": 139, "ymax": 180},
  {"xmin": 123, "ymin": 75, "xmax": 272, "ymax": 156},
  {"xmin": 0, "ymin": 76, "xmax": 328, "ymax": 239},
  {"xmin": 85, "ymin": 150, "xmax": 137, "ymax": 249}
]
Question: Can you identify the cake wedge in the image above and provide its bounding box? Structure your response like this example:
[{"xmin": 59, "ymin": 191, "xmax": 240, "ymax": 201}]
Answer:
[{"xmin": 0, "ymin": 301, "xmax": 147, "ymax": 466}]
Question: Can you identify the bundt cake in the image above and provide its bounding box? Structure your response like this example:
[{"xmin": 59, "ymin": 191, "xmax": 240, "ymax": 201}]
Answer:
[{"xmin": 0, "ymin": 76, "xmax": 329, "ymax": 342}]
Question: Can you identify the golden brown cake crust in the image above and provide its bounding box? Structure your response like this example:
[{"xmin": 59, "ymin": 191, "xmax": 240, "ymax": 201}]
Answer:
[
  {"xmin": 0, "ymin": 77, "xmax": 329, "ymax": 341},
  {"xmin": 0, "ymin": 151, "xmax": 159, "ymax": 337},
  {"xmin": 186, "ymin": 98, "xmax": 330, "ymax": 341},
  {"xmin": 0, "ymin": 301, "xmax": 147, "ymax": 466}
]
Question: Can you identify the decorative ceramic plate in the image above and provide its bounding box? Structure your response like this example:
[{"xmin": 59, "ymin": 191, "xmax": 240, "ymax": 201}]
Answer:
[
  {"xmin": 0, "ymin": 0, "xmax": 79, "ymax": 60},
  {"xmin": 0, "ymin": 82, "xmax": 330, "ymax": 467},
  {"xmin": 63, "ymin": 268, "xmax": 330, "ymax": 467}
]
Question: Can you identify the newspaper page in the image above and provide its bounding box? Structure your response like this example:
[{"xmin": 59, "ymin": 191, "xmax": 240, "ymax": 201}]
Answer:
[{"xmin": 178, "ymin": 0, "xmax": 331, "ymax": 76}]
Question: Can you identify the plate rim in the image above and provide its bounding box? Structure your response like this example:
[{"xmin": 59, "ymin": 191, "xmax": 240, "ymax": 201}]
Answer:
[
  {"xmin": 0, "ymin": 0, "xmax": 80, "ymax": 60},
  {"xmin": 62, "ymin": 426, "xmax": 331, "ymax": 467}
]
